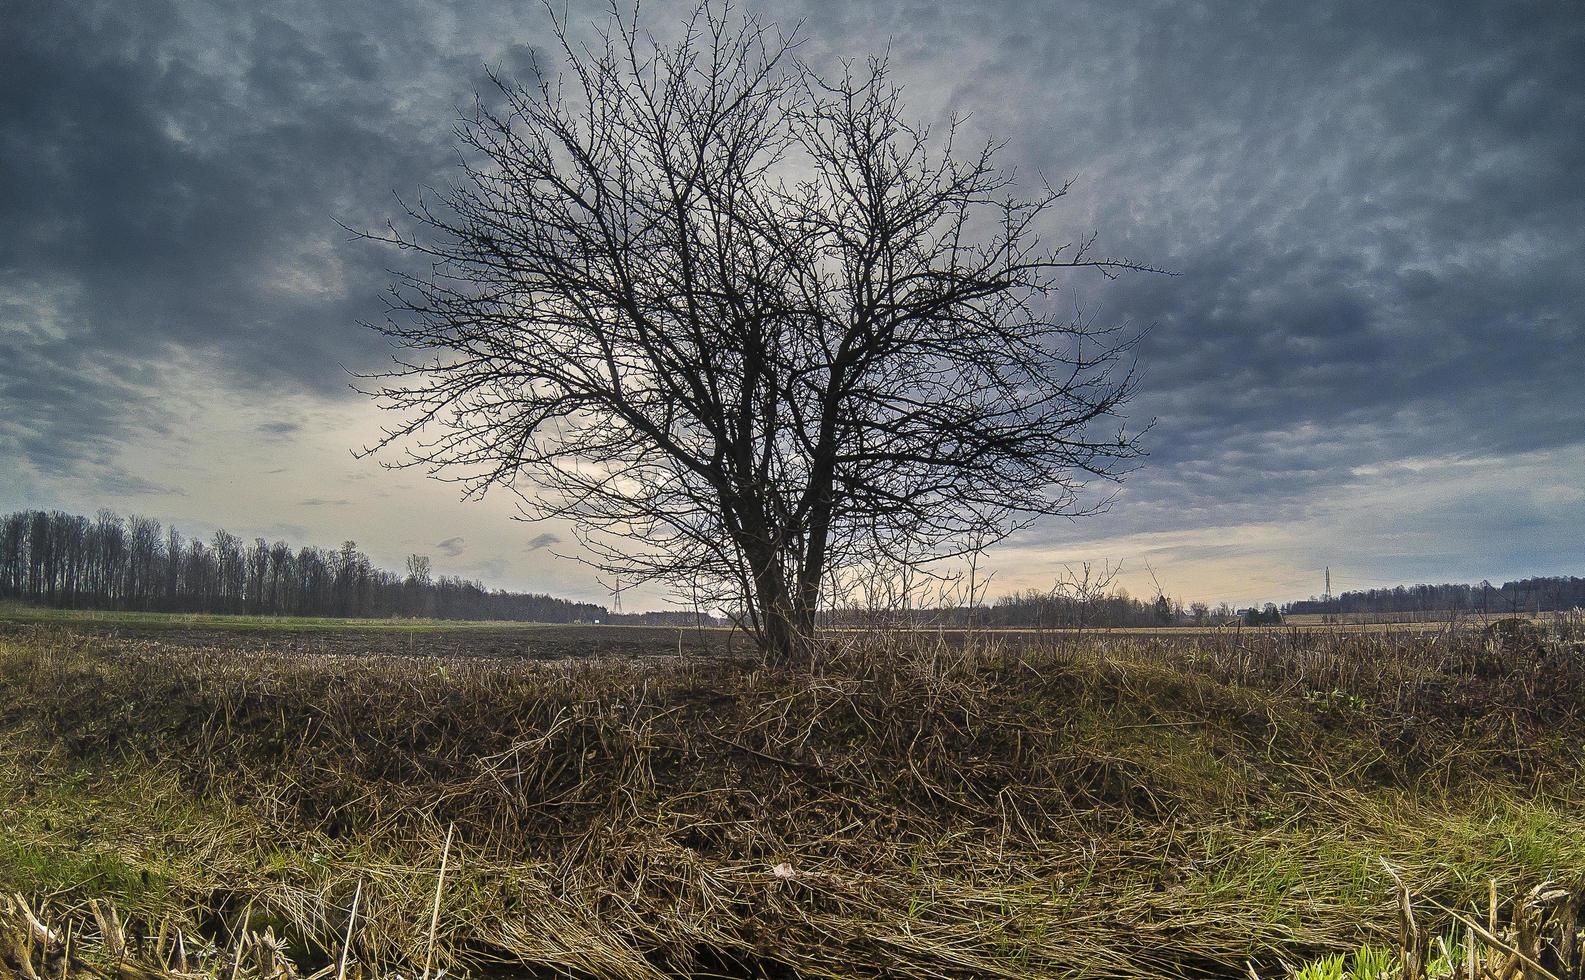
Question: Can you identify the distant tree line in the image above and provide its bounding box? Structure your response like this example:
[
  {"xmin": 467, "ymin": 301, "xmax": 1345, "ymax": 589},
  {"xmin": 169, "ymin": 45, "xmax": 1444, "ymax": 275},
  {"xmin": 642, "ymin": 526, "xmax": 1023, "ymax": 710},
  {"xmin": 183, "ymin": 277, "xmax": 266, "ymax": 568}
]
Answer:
[
  {"xmin": 1283, "ymin": 577, "xmax": 1585, "ymax": 618},
  {"xmin": 823, "ymin": 588, "xmax": 1249, "ymax": 630},
  {"xmin": 984, "ymin": 589, "xmax": 1194, "ymax": 628},
  {"xmin": 0, "ymin": 508, "xmax": 609, "ymax": 622}
]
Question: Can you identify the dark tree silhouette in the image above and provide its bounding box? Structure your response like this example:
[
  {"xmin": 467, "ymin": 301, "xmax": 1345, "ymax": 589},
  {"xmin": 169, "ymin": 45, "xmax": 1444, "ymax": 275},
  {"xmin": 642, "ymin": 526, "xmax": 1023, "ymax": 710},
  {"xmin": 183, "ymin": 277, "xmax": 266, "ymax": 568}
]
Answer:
[
  {"xmin": 360, "ymin": 3, "xmax": 1153, "ymax": 662},
  {"xmin": 0, "ymin": 508, "xmax": 611, "ymax": 623}
]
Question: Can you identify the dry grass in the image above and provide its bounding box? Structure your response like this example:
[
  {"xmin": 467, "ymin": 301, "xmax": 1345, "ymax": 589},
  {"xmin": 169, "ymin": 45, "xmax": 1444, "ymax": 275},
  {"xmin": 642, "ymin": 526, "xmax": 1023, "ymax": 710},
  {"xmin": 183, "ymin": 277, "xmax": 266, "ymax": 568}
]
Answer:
[{"xmin": 0, "ymin": 620, "xmax": 1581, "ymax": 978}]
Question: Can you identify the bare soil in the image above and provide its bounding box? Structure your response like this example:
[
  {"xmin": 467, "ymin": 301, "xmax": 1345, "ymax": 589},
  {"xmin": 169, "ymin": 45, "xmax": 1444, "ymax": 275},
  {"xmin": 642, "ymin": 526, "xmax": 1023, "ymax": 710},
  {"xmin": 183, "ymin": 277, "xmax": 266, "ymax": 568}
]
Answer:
[{"xmin": 0, "ymin": 618, "xmax": 744, "ymax": 660}]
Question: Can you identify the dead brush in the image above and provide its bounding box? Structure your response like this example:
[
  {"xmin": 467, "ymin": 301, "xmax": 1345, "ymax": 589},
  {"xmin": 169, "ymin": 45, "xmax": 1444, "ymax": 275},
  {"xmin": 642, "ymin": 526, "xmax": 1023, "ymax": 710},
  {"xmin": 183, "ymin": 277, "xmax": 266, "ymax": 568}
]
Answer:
[{"xmin": 0, "ymin": 624, "xmax": 1583, "ymax": 978}]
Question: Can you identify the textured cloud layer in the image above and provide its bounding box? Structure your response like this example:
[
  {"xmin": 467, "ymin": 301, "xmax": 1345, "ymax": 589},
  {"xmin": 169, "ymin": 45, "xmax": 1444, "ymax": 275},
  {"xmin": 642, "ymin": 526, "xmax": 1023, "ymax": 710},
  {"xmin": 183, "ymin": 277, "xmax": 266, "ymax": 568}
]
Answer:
[{"xmin": 3, "ymin": 0, "xmax": 1581, "ymax": 605}]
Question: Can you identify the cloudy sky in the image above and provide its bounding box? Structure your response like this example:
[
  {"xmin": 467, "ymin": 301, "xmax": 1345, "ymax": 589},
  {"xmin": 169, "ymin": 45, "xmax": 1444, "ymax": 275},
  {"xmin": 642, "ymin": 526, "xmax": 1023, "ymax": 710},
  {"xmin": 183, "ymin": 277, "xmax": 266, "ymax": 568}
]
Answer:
[{"xmin": 3, "ymin": 0, "xmax": 1582, "ymax": 609}]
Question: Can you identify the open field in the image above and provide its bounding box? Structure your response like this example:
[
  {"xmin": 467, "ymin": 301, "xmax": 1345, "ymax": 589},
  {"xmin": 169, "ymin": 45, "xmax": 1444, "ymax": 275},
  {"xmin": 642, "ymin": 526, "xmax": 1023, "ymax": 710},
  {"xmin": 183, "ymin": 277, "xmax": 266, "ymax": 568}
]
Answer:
[
  {"xmin": 0, "ymin": 619, "xmax": 1582, "ymax": 978},
  {"xmin": 831, "ymin": 621, "xmax": 1461, "ymax": 636},
  {"xmin": 0, "ymin": 605, "xmax": 744, "ymax": 660},
  {"xmin": 0, "ymin": 606, "xmax": 1475, "ymax": 662}
]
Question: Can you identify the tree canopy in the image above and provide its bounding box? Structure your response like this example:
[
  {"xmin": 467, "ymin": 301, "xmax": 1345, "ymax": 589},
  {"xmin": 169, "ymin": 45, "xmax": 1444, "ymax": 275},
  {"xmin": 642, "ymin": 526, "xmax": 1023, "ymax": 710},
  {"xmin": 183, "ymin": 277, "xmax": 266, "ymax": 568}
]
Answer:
[{"xmin": 362, "ymin": 3, "xmax": 1153, "ymax": 660}]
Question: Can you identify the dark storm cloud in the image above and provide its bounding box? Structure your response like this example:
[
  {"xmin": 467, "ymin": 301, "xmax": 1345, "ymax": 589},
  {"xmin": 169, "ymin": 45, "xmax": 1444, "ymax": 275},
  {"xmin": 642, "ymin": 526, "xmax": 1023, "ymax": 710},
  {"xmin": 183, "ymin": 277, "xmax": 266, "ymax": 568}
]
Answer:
[
  {"xmin": 434, "ymin": 536, "xmax": 466, "ymax": 558},
  {"xmin": 3, "ymin": 0, "xmax": 1582, "ymax": 553},
  {"xmin": 0, "ymin": 330, "xmax": 182, "ymax": 497},
  {"xmin": 1, "ymin": 0, "xmax": 501, "ymax": 480},
  {"xmin": 867, "ymin": 0, "xmax": 1585, "ymax": 531},
  {"xmin": 525, "ymin": 532, "xmax": 562, "ymax": 553},
  {"xmin": 1070, "ymin": 0, "xmax": 1585, "ymax": 514}
]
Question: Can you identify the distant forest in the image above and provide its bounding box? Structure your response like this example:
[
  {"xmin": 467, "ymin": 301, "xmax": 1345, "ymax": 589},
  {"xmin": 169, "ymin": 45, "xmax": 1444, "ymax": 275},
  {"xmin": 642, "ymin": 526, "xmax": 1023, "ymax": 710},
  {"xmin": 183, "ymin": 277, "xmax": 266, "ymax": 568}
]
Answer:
[
  {"xmin": 5, "ymin": 507, "xmax": 1576, "ymax": 626},
  {"xmin": 1283, "ymin": 577, "xmax": 1585, "ymax": 617},
  {"xmin": 828, "ymin": 589, "xmax": 1253, "ymax": 629},
  {"xmin": 0, "ymin": 508, "xmax": 610, "ymax": 622}
]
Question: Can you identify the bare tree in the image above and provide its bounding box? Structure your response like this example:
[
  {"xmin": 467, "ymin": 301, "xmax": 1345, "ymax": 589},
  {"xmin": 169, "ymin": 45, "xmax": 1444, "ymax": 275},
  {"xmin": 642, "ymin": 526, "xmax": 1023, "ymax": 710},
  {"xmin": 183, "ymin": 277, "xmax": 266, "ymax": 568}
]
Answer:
[
  {"xmin": 405, "ymin": 554, "xmax": 433, "ymax": 585},
  {"xmin": 360, "ymin": 3, "xmax": 1153, "ymax": 662}
]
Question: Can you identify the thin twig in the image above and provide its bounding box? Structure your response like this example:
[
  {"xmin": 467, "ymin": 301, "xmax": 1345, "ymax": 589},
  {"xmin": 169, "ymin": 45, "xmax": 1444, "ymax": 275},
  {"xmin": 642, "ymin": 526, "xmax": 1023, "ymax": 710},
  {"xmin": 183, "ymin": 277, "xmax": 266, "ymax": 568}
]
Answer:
[
  {"xmin": 338, "ymin": 879, "xmax": 362, "ymax": 980},
  {"xmin": 422, "ymin": 823, "xmax": 455, "ymax": 980}
]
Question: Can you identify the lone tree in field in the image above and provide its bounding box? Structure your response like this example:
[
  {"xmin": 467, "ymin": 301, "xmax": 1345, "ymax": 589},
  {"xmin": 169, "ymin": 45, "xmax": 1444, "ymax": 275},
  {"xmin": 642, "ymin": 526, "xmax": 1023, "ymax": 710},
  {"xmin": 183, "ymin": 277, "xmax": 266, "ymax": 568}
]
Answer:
[{"xmin": 363, "ymin": 4, "xmax": 1151, "ymax": 662}]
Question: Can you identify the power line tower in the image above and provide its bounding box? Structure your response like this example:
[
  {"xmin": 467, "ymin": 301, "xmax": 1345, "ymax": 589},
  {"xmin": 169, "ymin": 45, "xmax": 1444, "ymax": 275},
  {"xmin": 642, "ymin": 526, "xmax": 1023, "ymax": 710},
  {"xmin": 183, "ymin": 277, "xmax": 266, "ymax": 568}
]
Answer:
[
  {"xmin": 1324, "ymin": 566, "xmax": 1332, "ymax": 623},
  {"xmin": 612, "ymin": 576, "xmax": 624, "ymax": 615}
]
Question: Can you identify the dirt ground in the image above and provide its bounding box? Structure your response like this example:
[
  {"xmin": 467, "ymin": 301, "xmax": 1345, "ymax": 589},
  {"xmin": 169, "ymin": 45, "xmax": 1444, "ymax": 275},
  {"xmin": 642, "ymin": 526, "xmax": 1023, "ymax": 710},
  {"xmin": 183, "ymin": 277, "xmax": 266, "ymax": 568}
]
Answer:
[{"xmin": 0, "ymin": 617, "xmax": 746, "ymax": 660}]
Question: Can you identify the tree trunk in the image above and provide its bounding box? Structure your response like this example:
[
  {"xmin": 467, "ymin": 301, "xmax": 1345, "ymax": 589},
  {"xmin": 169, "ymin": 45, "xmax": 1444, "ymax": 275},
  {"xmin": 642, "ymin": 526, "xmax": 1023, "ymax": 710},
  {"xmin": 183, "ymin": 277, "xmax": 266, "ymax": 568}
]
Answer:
[
  {"xmin": 746, "ymin": 544, "xmax": 809, "ymax": 666},
  {"xmin": 759, "ymin": 597, "xmax": 801, "ymax": 666}
]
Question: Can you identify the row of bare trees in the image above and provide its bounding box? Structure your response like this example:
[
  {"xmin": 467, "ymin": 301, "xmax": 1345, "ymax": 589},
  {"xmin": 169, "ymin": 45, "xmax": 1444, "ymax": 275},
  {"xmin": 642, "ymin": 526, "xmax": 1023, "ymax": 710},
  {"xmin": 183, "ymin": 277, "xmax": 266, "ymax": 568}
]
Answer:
[
  {"xmin": 823, "ymin": 591, "xmax": 1195, "ymax": 629},
  {"xmin": 1284, "ymin": 577, "xmax": 1585, "ymax": 618},
  {"xmin": 0, "ymin": 508, "xmax": 607, "ymax": 621}
]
